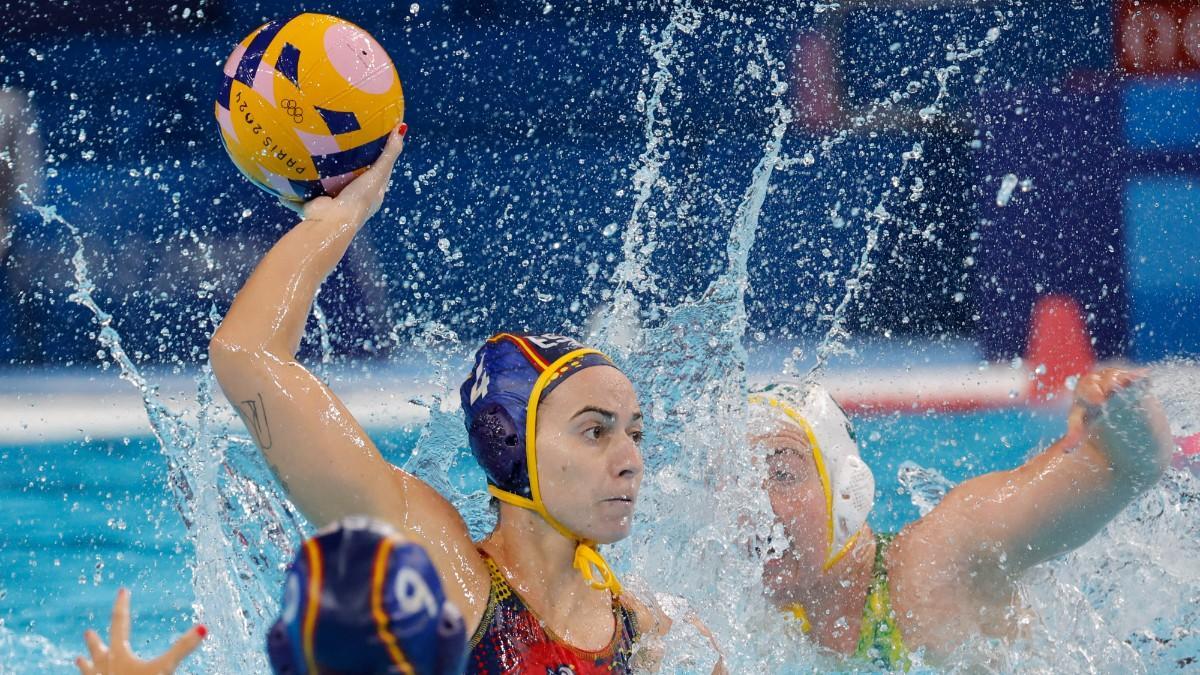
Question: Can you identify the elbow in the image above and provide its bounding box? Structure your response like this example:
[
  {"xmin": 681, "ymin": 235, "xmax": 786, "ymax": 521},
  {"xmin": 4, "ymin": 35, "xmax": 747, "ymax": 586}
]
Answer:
[
  {"xmin": 208, "ymin": 330, "xmax": 265, "ymax": 381},
  {"xmin": 209, "ymin": 330, "xmax": 297, "ymax": 386},
  {"xmin": 208, "ymin": 330, "xmax": 241, "ymax": 370}
]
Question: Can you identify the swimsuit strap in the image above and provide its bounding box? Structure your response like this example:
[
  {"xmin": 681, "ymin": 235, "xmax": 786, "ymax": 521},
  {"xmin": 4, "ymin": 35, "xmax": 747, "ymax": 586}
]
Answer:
[
  {"xmin": 467, "ymin": 551, "xmax": 509, "ymax": 650},
  {"xmin": 466, "ymin": 548, "xmax": 640, "ymax": 674},
  {"xmin": 853, "ymin": 533, "xmax": 911, "ymax": 671}
]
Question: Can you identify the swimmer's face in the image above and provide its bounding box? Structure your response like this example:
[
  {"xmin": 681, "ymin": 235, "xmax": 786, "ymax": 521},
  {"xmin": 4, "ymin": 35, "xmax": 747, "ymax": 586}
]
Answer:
[
  {"xmin": 755, "ymin": 424, "xmax": 829, "ymax": 592},
  {"xmin": 535, "ymin": 366, "xmax": 644, "ymax": 545}
]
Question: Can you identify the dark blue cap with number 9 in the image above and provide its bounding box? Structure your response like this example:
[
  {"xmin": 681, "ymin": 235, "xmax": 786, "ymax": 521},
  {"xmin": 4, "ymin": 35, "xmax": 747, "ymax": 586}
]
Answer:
[{"xmin": 266, "ymin": 516, "xmax": 467, "ymax": 675}]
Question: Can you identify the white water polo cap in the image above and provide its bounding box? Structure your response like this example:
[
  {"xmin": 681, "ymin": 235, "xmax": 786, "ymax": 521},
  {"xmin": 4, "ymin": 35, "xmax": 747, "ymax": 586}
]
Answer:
[{"xmin": 749, "ymin": 381, "xmax": 875, "ymax": 570}]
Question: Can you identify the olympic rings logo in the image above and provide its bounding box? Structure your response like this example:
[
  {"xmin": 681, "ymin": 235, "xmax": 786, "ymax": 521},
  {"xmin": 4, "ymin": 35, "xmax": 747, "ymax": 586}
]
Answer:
[{"xmin": 280, "ymin": 98, "xmax": 304, "ymax": 123}]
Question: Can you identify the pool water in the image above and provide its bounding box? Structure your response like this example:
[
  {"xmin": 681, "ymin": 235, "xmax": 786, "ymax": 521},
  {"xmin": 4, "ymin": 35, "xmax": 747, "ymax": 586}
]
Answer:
[{"xmin": 0, "ymin": 408, "xmax": 1069, "ymax": 672}]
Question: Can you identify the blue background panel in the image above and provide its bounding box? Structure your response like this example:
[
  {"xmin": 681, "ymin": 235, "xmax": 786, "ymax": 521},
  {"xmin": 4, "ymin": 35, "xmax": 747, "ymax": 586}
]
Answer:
[
  {"xmin": 1124, "ymin": 77, "xmax": 1200, "ymax": 151},
  {"xmin": 1125, "ymin": 176, "xmax": 1200, "ymax": 360}
]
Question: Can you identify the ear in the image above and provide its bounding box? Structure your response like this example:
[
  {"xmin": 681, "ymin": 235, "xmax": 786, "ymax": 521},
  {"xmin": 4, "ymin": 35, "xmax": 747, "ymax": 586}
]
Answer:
[{"xmin": 468, "ymin": 403, "xmax": 527, "ymax": 495}]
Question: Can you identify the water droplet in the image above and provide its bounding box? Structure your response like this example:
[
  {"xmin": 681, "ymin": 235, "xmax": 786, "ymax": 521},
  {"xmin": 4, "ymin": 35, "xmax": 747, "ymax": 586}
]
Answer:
[{"xmin": 996, "ymin": 173, "xmax": 1019, "ymax": 206}]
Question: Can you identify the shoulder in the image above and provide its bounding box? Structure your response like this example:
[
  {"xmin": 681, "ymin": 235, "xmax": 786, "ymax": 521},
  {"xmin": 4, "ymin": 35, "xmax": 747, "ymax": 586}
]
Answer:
[
  {"xmin": 621, "ymin": 590, "xmax": 672, "ymax": 639},
  {"xmin": 379, "ymin": 470, "xmax": 493, "ymax": 625},
  {"xmin": 886, "ymin": 505, "xmax": 1011, "ymax": 645}
]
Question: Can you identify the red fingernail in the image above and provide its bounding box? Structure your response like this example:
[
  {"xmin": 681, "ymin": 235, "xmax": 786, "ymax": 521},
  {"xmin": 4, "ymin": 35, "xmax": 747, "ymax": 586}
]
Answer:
[
  {"xmin": 398, "ymin": 123, "xmax": 408, "ymax": 137},
  {"xmin": 197, "ymin": 625, "xmax": 208, "ymax": 639}
]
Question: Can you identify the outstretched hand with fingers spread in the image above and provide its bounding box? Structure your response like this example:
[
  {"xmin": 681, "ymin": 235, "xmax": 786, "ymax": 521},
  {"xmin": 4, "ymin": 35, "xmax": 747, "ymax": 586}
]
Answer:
[{"xmin": 75, "ymin": 589, "xmax": 206, "ymax": 675}]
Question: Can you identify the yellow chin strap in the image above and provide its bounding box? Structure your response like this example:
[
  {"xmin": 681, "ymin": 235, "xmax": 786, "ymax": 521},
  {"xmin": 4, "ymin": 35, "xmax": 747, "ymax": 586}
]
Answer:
[
  {"xmin": 785, "ymin": 603, "xmax": 812, "ymax": 633},
  {"xmin": 488, "ymin": 348, "xmax": 624, "ymax": 597}
]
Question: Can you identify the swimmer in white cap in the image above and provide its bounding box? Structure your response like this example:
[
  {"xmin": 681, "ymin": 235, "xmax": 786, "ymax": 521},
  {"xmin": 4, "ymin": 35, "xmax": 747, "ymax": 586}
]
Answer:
[{"xmin": 748, "ymin": 367, "xmax": 1174, "ymax": 669}]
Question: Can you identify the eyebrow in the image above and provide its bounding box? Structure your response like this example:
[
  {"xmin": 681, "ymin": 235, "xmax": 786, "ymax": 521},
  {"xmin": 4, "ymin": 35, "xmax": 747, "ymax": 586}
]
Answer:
[
  {"xmin": 570, "ymin": 407, "xmax": 644, "ymax": 424},
  {"xmin": 572, "ymin": 406, "xmax": 614, "ymax": 423}
]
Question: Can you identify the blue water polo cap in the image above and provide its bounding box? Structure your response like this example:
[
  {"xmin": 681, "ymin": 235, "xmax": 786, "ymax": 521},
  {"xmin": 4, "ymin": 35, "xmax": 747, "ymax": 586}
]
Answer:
[
  {"xmin": 266, "ymin": 516, "xmax": 467, "ymax": 675},
  {"xmin": 459, "ymin": 332, "xmax": 627, "ymax": 595},
  {"xmin": 460, "ymin": 332, "xmax": 615, "ymax": 499}
]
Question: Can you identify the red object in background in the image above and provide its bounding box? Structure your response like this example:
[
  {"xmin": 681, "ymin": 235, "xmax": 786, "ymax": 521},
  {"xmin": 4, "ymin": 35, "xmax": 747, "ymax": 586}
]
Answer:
[
  {"xmin": 1026, "ymin": 294, "xmax": 1097, "ymax": 403},
  {"xmin": 790, "ymin": 30, "xmax": 844, "ymax": 129},
  {"xmin": 1116, "ymin": 0, "xmax": 1200, "ymax": 73},
  {"xmin": 1173, "ymin": 433, "xmax": 1200, "ymax": 474},
  {"xmin": 1179, "ymin": 433, "xmax": 1200, "ymax": 458}
]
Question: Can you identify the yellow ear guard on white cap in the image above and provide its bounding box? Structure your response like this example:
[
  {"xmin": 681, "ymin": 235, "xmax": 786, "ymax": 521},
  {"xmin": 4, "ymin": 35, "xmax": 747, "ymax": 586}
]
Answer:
[{"xmin": 749, "ymin": 382, "xmax": 875, "ymax": 571}]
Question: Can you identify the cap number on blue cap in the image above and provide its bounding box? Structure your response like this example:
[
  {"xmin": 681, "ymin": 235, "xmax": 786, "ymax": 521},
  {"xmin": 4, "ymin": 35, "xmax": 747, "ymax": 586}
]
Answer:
[
  {"xmin": 394, "ymin": 567, "xmax": 439, "ymax": 620},
  {"xmin": 525, "ymin": 334, "xmax": 581, "ymax": 351},
  {"xmin": 469, "ymin": 359, "xmax": 490, "ymax": 404}
]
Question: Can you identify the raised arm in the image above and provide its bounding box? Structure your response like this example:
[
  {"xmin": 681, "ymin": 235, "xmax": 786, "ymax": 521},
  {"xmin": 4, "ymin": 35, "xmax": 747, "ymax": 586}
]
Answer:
[
  {"xmin": 208, "ymin": 125, "xmax": 489, "ymax": 622},
  {"xmin": 910, "ymin": 368, "xmax": 1173, "ymax": 587}
]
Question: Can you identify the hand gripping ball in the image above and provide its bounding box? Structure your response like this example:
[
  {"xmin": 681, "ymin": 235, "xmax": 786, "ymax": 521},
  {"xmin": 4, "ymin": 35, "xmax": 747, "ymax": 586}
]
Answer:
[{"xmin": 215, "ymin": 14, "xmax": 404, "ymax": 204}]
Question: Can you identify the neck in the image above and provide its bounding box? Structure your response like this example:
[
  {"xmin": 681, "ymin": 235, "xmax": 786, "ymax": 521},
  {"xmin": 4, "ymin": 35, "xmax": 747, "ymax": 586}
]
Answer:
[
  {"xmin": 779, "ymin": 528, "xmax": 876, "ymax": 654},
  {"xmin": 483, "ymin": 504, "xmax": 599, "ymax": 603}
]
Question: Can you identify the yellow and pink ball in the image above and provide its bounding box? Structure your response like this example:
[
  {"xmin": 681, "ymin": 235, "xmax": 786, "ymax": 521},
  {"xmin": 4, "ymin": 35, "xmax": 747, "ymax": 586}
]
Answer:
[{"xmin": 215, "ymin": 13, "xmax": 405, "ymax": 204}]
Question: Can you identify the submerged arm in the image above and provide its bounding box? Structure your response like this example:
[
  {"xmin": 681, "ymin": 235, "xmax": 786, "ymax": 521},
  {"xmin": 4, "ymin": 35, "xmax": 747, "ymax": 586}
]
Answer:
[
  {"xmin": 209, "ymin": 126, "xmax": 489, "ymax": 622},
  {"xmin": 918, "ymin": 368, "xmax": 1173, "ymax": 587},
  {"xmin": 625, "ymin": 592, "xmax": 728, "ymax": 674}
]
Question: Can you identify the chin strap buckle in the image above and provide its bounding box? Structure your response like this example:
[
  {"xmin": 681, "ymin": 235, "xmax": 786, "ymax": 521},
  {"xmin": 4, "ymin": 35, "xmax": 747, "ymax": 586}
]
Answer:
[{"xmin": 574, "ymin": 542, "xmax": 623, "ymax": 596}]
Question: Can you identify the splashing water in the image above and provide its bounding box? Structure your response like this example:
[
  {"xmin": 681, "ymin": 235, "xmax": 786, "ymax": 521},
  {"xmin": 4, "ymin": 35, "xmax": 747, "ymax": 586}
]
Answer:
[
  {"xmin": 591, "ymin": 1, "xmax": 701, "ymax": 355},
  {"xmin": 16, "ymin": 188, "xmax": 301, "ymax": 672},
  {"xmin": 897, "ymin": 460, "xmax": 955, "ymax": 517},
  {"xmin": 0, "ymin": 625, "xmax": 76, "ymax": 671},
  {"xmin": 310, "ymin": 292, "xmax": 335, "ymax": 368},
  {"xmin": 996, "ymin": 172, "xmax": 1019, "ymax": 207},
  {"xmin": 785, "ymin": 17, "xmax": 1013, "ymax": 382},
  {"xmin": 400, "ymin": 320, "xmax": 498, "ymax": 538},
  {"xmin": 6, "ymin": 3, "xmax": 1200, "ymax": 673},
  {"xmin": 590, "ymin": 7, "xmax": 1200, "ymax": 671},
  {"xmin": 598, "ymin": 18, "xmax": 808, "ymax": 668}
]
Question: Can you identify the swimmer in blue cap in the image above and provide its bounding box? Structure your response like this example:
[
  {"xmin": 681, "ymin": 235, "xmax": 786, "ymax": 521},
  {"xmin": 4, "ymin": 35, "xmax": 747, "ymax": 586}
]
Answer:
[
  {"xmin": 267, "ymin": 516, "xmax": 467, "ymax": 675},
  {"xmin": 748, "ymin": 368, "xmax": 1174, "ymax": 669},
  {"xmin": 211, "ymin": 128, "xmax": 693, "ymax": 674},
  {"xmin": 73, "ymin": 517, "xmax": 464, "ymax": 675}
]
